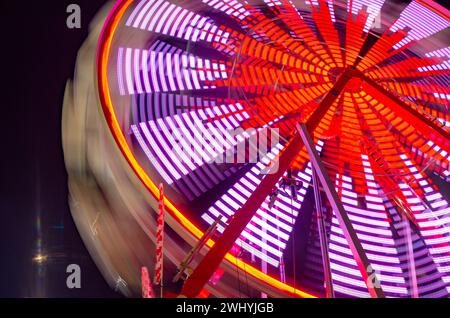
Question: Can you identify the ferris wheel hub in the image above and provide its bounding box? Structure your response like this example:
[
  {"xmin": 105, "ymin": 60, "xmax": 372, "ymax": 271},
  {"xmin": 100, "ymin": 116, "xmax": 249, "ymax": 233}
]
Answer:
[{"xmin": 328, "ymin": 67, "xmax": 345, "ymax": 83}]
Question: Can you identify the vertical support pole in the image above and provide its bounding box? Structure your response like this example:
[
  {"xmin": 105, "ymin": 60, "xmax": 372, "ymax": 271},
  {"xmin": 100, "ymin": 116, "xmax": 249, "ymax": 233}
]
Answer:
[
  {"xmin": 296, "ymin": 122, "xmax": 385, "ymax": 298},
  {"xmin": 312, "ymin": 169, "xmax": 334, "ymax": 298},
  {"xmin": 155, "ymin": 184, "xmax": 165, "ymax": 298},
  {"xmin": 403, "ymin": 214, "xmax": 419, "ymax": 298},
  {"xmin": 142, "ymin": 267, "xmax": 155, "ymax": 298}
]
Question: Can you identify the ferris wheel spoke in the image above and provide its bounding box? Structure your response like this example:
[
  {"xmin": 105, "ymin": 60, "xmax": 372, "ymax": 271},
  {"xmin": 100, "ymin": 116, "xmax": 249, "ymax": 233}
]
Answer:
[
  {"xmin": 379, "ymin": 81, "xmax": 449, "ymax": 108},
  {"xmin": 366, "ymin": 56, "xmax": 450, "ymax": 81},
  {"xmin": 309, "ymin": 0, "xmax": 345, "ymax": 67},
  {"xmin": 125, "ymin": 0, "xmax": 233, "ymax": 49},
  {"xmin": 219, "ymin": 64, "xmax": 327, "ymax": 93},
  {"xmin": 354, "ymin": 90, "xmax": 450, "ymax": 181},
  {"xmin": 223, "ymin": 3, "xmax": 336, "ymax": 74},
  {"xmin": 239, "ymin": 84, "xmax": 332, "ymax": 127},
  {"xmin": 130, "ymin": 92, "xmax": 242, "ymax": 123},
  {"xmin": 357, "ymin": 0, "xmax": 450, "ymax": 71},
  {"xmin": 358, "ymin": 73, "xmax": 450, "ymax": 154},
  {"xmin": 344, "ymin": 4, "xmax": 372, "ymax": 66},
  {"xmin": 357, "ymin": 29, "xmax": 412, "ymax": 70},
  {"xmin": 232, "ymin": 36, "xmax": 329, "ymax": 73},
  {"xmin": 199, "ymin": 0, "xmax": 252, "ymax": 22},
  {"xmin": 131, "ymin": 101, "xmax": 259, "ymax": 197},
  {"xmin": 270, "ymin": 0, "xmax": 338, "ymax": 67},
  {"xmin": 116, "ymin": 44, "xmax": 229, "ymax": 97}
]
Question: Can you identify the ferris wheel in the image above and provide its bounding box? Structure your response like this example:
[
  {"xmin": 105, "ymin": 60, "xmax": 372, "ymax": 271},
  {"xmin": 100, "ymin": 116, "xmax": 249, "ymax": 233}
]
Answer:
[{"xmin": 66, "ymin": 0, "xmax": 450, "ymax": 298}]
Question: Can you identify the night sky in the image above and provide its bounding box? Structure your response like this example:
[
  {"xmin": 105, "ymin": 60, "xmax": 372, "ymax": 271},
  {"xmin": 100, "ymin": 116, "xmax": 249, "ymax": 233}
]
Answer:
[
  {"xmin": 1, "ymin": 1, "xmax": 118, "ymax": 298},
  {"xmin": 0, "ymin": 0, "xmax": 449, "ymax": 299}
]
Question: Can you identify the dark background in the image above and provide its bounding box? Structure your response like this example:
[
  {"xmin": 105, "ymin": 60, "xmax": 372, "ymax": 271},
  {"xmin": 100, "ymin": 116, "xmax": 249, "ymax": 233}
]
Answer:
[
  {"xmin": 0, "ymin": 0, "xmax": 449, "ymax": 298},
  {"xmin": 1, "ymin": 0, "xmax": 118, "ymax": 298}
]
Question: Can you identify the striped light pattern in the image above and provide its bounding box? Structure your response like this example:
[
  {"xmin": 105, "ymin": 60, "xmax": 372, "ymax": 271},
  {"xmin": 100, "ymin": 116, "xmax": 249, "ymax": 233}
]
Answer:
[
  {"xmin": 99, "ymin": 0, "xmax": 450, "ymax": 297},
  {"xmin": 391, "ymin": 1, "xmax": 450, "ymax": 49}
]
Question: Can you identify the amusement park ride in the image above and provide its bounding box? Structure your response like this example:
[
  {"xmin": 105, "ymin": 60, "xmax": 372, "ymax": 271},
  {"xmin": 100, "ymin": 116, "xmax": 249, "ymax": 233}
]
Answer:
[{"xmin": 63, "ymin": 0, "xmax": 450, "ymax": 298}]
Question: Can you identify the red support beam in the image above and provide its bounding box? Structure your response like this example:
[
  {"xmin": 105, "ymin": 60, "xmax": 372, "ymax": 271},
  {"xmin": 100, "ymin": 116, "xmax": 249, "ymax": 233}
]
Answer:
[
  {"xmin": 180, "ymin": 68, "xmax": 356, "ymax": 298},
  {"xmin": 180, "ymin": 134, "xmax": 302, "ymax": 298}
]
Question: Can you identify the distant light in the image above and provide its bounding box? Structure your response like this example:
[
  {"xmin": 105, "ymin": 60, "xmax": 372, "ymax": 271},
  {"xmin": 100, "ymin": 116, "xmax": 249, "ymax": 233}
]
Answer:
[{"xmin": 32, "ymin": 254, "xmax": 48, "ymax": 264}]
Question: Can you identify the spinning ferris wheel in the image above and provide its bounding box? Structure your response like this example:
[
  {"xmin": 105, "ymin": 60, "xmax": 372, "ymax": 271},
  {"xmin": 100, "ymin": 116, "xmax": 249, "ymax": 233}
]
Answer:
[{"xmin": 65, "ymin": 0, "xmax": 450, "ymax": 298}]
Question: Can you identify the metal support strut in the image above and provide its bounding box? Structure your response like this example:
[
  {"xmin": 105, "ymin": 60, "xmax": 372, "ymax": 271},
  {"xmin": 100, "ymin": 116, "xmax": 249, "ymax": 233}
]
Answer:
[
  {"xmin": 296, "ymin": 122, "xmax": 385, "ymax": 298},
  {"xmin": 173, "ymin": 216, "xmax": 222, "ymax": 283},
  {"xmin": 311, "ymin": 168, "xmax": 334, "ymax": 298}
]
